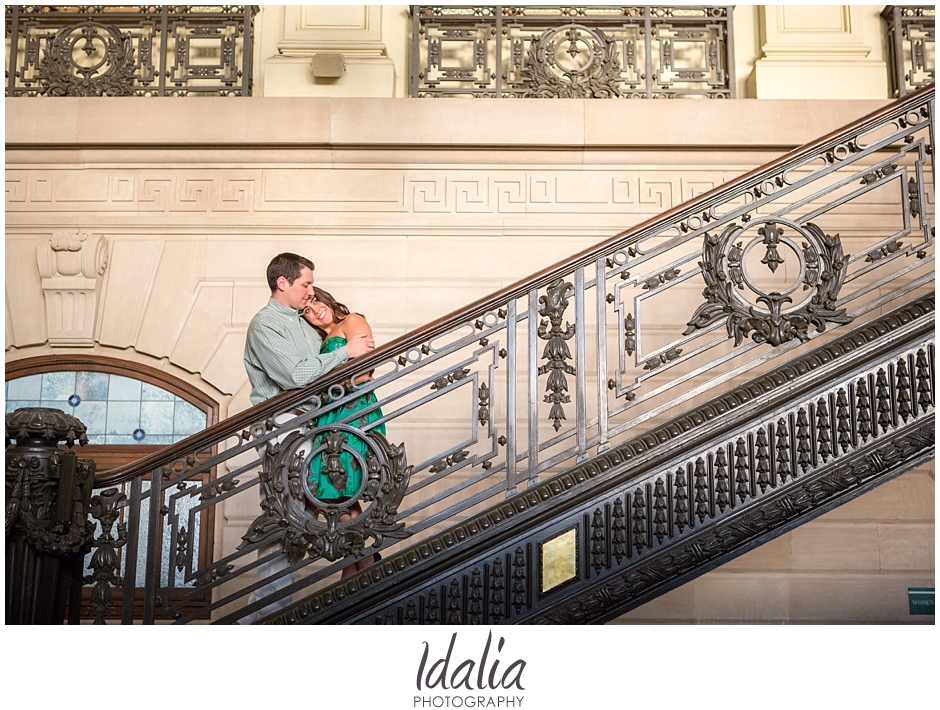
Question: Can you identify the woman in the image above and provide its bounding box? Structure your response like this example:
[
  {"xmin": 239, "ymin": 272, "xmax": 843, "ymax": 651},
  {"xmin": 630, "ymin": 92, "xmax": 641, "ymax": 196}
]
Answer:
[{"xmin": 303, "ymin": 287, "xmax": 384, "ymax": 576}]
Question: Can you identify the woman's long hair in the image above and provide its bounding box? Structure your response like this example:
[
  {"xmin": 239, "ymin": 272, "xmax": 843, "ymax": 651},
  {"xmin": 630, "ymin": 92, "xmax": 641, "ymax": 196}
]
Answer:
[{"xmin": 306, "ymin": 287, "xmax": 353, "ymax": 338}]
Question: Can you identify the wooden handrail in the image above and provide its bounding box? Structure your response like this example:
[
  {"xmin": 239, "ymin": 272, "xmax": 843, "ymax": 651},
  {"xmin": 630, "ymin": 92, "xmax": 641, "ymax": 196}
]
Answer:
[{"xmin": 97, "ymin": 84, "xmax": 935, "ymax": 485}]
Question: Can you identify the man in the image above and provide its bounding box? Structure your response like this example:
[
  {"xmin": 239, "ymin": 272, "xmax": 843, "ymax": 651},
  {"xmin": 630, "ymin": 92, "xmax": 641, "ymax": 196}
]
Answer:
[
  {"xmin": 244, "ymin": 252, "xmax": 373, "ymax": 407},
  {"xmin": 240, "ymin": 252, "xmax": 374, "ymax": 623}
]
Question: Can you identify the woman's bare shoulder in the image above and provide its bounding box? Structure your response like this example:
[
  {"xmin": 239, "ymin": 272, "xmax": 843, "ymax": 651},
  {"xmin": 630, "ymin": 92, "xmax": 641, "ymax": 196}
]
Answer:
[
  {"xmin": 339, "ymin": 312, "xmax": 371, "ymax": 337},
  {"xmin": 343, "ymin": 312, "xmax": 370, "ymax": 327}
]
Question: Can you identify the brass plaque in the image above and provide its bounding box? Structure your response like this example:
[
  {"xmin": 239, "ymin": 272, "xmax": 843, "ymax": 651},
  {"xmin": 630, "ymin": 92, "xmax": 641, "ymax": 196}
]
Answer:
[{"xmin": 541, "ymin": 528, "xmax": 577, "ymax": 593}]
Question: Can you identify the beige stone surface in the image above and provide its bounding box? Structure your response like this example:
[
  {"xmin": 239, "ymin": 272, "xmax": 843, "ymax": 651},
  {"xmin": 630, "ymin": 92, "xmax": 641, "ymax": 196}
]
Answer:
[
  {"xmin": 821, "ymin": 476, "xmax": 904, "ymax": 522},
  {"xmin": 750, "ymin": 61, "xmax": 889, "ymax": 100},
  {"xmin": 788, "ymin": 573, "xmax": 933, "ymax": 623},
  {"xmin": 897, "ymin": 468, "xmax": 937, "ymax": 520},
  {"xmin": 790, "ymin": 523, "xmax": 882, "ymax": 571},
  {"xmin": 5, "ymin": 238, "xmax": 47, "ymax": 347},
  {"xmin": 749, "ymin": 5, "xmax": 888, "ymax": 99},
  {"xmin": 691, "ymin": 573, "xmax": 792, "ymax": 622},
  {"xmin": 5, "ymin": 97, "xmax": 893, "ymax": 150},
  {"xmin": 201, "ymin": 331, "xmax": 251, "ymax": 397},
  {"xmin": 720, "ymin": 532, "xmax": 794, "ymax": 572},
  {"xmin": 135, "ymin": 240, "xmax": 208, "ymax": 358},
  {"xmin": 97, "ymin": 239, "xmax": 164, "ymax": 348},
  {"xmin": 170, "ymin": 282, "xmax": 235, "ymax": 375},
  {"xmin": 609, "ymin": 581, "xmax": 697, "ymax": 623},
  {"xmin": 877, "ymin": 524, "xmax": 935, "ymax": 571},
  {"xmin": 264, "ymin": 56, "xmax": 397, "ymax": 98}
]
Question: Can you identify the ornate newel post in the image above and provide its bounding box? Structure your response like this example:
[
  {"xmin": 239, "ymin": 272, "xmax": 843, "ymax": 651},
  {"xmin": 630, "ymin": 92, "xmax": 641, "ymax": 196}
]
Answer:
[{"xmin": 5, "ymin": 408, "xmax": 95, "ymax": 624}]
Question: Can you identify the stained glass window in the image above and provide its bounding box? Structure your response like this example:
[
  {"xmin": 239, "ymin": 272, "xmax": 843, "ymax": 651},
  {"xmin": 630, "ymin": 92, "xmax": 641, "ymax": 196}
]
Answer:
[{"xmin": 5, "ymin": 371, "xmax": 207, "ymax": 444}]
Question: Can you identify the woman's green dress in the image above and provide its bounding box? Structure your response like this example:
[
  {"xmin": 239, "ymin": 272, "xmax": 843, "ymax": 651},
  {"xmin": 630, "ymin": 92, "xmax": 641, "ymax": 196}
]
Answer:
[{"xmin": 307, "ymin": 336, "xmax": 386, "ymax": 500}]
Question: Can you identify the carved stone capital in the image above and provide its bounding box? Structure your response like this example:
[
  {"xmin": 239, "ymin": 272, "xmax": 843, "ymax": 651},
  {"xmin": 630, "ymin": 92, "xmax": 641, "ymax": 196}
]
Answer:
[{"xmin": 36, "ymin": 230, "xmax": 110, "ymax": 347}]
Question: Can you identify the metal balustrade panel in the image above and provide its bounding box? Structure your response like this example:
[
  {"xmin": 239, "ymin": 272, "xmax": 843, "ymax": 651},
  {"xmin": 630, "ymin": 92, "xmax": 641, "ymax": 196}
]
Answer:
[
  {"xmin": 884, "ymin": 6, "xmax": 936, "ymax": 98},
  {"xmin": 235, "ymin": 289, "xmax": 933, "ymax": 624},
  {"xmin": 5, "ymin": 5, "xmax": 256, "ymax": 97},
  {"xmin": 410, "ymin": 5, "xmax": 735, "ymax": 98},
  {"xmin": 72, "ymin": 87, "xmax": 934, "ymax": 623}
]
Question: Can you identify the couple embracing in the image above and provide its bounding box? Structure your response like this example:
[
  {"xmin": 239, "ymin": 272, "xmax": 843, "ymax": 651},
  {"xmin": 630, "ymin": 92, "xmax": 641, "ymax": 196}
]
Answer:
[{"xmin": 243, "ymin": 252, "xmax": 384, "ymax": 578}]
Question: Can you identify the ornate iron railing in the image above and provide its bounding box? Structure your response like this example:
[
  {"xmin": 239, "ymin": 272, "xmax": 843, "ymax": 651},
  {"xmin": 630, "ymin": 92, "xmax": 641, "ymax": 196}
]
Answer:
[
  {"xmin": 5, "ymin": 5, "xmax": 257, "ymax": 97},
  {"xmin": 883, "ymin": 5, "xmax": 935, "ymax": 98},
  {"xmin": 77, "ymin": 85, "xmax": 933, "ymax": 623},
  {"xmin": 283, "ymin": 297, "xmax": 934, "ymax": 625},
  {"xmin": 410, "ymin": 5, "xmax": 735, "ymax": 98}
]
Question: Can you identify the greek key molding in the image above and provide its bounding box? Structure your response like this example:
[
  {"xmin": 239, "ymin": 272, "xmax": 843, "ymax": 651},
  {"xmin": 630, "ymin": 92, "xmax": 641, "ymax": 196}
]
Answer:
[{"xmin": 1, "ymin": 171, "xmax": 757, "ymax": 216}]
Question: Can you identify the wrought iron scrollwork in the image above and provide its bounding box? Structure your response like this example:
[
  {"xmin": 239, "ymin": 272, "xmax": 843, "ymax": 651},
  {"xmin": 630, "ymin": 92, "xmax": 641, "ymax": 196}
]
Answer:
[
  {"xmin": 6, "ymin": 6, "xmax": 257, "ymax": 97},
  {"xmin": 5, "ymin": 408, "xmax": 96, "ymax": 624},
  {"xmin": 537, "ymin": 278, "xmax": 576, "ymax": 431},
  {"xmin": 860, "ymin": 163, "xmax": 899, "ymax": 185},
  {"xmin": 623, "ymin": 313, "xmax": 636, "ymax": 357},
  {"xmin": 866, "ymin": 239, "xmax": 904, "ymax": 262},
  {"xmin": 478, "ymin": 383, "xmax": 491, "ymax": 425},
  {"xmin": 883, "ymin": 5, "xmax": 935, "ymax": 98},
  {"xmin": 430, "ymin": 449, "xmax": 469, "ymax": 474},
  {"xmin": 412, "ymin": 6, "xmax": 734, "ymax": 98},
  {"xmin": 684, "ymin": 219, "xmax": 852, "ymax": 347},
  {"xmin": 239, "ymin": 427, "xmax": 412, "ymax": 564},
  {"xmin": 5, "ymin": 408, "xmax": 95, "ymax": 556},
  {"xmin": 39, "ymin": 21, "xmax": 137, "ymax": 96},
  {"xmin": 525, "ymin": 24, "xmax": 621, "ymax": 98},
  {"xmin": 84, "ymin": 488, "xmax": 128, "ymax": 624},
  {"xmin": 430, "ymin": 367, "xmax": 471, "ymax": 390}
]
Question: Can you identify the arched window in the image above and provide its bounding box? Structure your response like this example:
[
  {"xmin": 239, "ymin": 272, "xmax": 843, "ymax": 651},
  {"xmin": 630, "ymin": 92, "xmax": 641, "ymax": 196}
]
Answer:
[
  {"xmin": 5, "ymin": 355, "xmax": 217, "ymax": 472},
  {"xmin": 6, "ymin": 355, "xmax": 220, "ymax": 620}
]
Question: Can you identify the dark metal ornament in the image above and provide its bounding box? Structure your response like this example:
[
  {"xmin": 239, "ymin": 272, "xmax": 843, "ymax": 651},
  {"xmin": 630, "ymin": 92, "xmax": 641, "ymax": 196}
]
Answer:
[
  {"xmin": 684, "ymin": 219, "xmax": 853, "ymax": 346},
  {"xmin": 5, "ymin": 407, "xmax": 95, "ymax": 624},
  {"xmin": 84, "ymin": 487, "xmax": 128, "ymax": 624},
  {"xmin": 525, "ymin": 24, "xmax": 621, "ymax": 98},
  {"xmin": 537, "ymin": 278, "xmax": 576, "ymax": 431},
  {"xmin": 239, "ymin": 426, "xmax": 412, "ymax": 564},
  {"xmin": 38, "ymin": 21, "xmax": 136, "ymax": 96},
  {"xmin": 8, "ymin": 6, "xmax": 257, "ymax": 98}
]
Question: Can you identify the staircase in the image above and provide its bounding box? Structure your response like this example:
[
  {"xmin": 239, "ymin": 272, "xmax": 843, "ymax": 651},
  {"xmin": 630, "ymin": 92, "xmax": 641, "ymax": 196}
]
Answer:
[{"xmin": 83, "ymin": 85, "xmax": 935, "ymax": 624}]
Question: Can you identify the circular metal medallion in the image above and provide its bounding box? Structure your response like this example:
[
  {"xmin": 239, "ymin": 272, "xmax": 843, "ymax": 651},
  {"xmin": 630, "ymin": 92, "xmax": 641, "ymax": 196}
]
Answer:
[{"xmin": 684, "ymin": 219, "xmax": 853, "ymax": 346}]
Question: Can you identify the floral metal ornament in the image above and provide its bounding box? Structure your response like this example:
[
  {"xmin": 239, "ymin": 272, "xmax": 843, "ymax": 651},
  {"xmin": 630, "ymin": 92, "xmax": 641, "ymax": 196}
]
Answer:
[
  {"xmin": 84, "ymin": 488, "xmax": 128, "ymax": 624},
  {"xmin": 538, "ymin": 278, "xmax": 576, "ymax": 431},
  {"xmin": 684, "ymin": 219, "xmax": 852, "ymax": 347},
  {"xmin": 525, "ymin": 24, "xmax": 621, "ymax": 98},
  {"xmin": 239, "ymin": 426, "xmax": 412, "ymax": 564},
  {"xmin": 758, "ymin": 221, "xmax": 785, "ymax": 272},
  {"xmin": 38, "ymin": 21, "xmax": 136, "ymax": 96}
]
